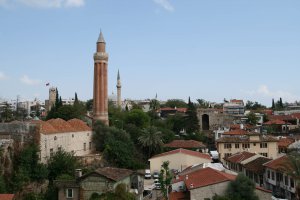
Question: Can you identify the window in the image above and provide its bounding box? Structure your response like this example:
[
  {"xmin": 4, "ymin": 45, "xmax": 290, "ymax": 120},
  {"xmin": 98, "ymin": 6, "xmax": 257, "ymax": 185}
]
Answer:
[
  {"xmin": 267, "ymin": 170, "xmax": 270, "ymax": 179},
  {"xmin": 224, "ymin": 153, "xmax": 232, "ymax": 158},
  {"xmin": 285, "ymin": 176, "xmax": 289, "ymax": 186},
  {"xmin": 253, "ymin": 143, "xmax": 256, "ymax": 146},
  {"xmin": 54, "ymin": 136, "xmax": 57, "ymax": 141},
  {"xmin": 87, "ymin": 132, "xmax": 89, "ymax": 136},
  {"xmin": 89, "ymin": 142, "xmax": 92, "ymax": 150},
  {"xmin": 50, "ymin": 148, "xmax": 54, "ymax": 157},
  {"xmin": 291, "ymin": 178, "xmax": 295, "ymax": 188},
  {"xmin": 271, "ymin": 171, "xmax": 275, "ymax": 180},
  {"xmin": 58, "ymin": 147, "xmax": 62, "ymax": 151},
  {"xmin": 235, "ymin": 143, "xmax": 240, "ymax": 149},
  {"xmin": 260, "ymin": 153, "xmax": 268, "ymax": 157},
  {"xmin": 242, "ymin": 143, "xmax": 250, "ymax": 149},
  {"xmin": 84, "ymin": 143, "xmax": 86, "ymax": 151},
  {"xmin": 260, "ymin": 143, "xmax": 268, "ymax": 148},
  {"xmin": 72, "ymin": 134, "xmax": 74, "ymax": 138},
  {"xmin": 224, "ymin": 144, "xmax": 232, "ymax": 149},
  {"xmin": 66, "ymin": 188, "xmax": 73, "ymax": 198}
]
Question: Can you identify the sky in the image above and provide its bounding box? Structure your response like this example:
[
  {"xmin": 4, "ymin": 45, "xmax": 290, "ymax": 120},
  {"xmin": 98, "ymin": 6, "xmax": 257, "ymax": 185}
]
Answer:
[{"xmin": 0, "ymin": 0, "xmax": 299, "ymax": 106}]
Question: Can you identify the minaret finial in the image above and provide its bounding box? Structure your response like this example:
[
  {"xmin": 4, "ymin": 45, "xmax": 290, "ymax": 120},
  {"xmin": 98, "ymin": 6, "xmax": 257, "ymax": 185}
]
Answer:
[
  {"xmin": 117, "ymin": 69, "xmax": 120, "ymax": 80},
  {"xmin": 97, "ymin": 30, "xmax": 105, "ymax": 43}
]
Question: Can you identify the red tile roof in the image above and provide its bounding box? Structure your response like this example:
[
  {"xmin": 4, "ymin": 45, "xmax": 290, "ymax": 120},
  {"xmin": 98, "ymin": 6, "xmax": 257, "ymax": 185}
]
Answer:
[
  {"xmin": 264, "ymin": 119, "xmax": 291, "ymax": 125},
  {"xmin": 269, "ymin": 115, "xmax": 295, "ymax": 121},
  {"xmin": 242, "ymin": 157, "xmax": 272, "ymax": 174},
  {"xmin": 94, "ymin": 167, "xmax": 133, "ymax": 181},
  {"xmin": 183, "ymin": 167, "xmax": 236, "ymax": 190},
  {"xmin": 169, "ymin": 192, "xmax": 190, "ymax": 200},
  {"xmin": 164, "ymin": 140, "xmax": 205, "ymax": 149},
  {"xmin": 224, "ymin": 151, "xmax": 256, "ymax": 164},
  {"xmin": 278, "ymin": 138, "xmax": 295, "ymax": 148},
  {"xmin": 150, "ymin": 148, "xmax": 212, "ymax": 161},
  {"xmin": 223, "ymin": 129, "xmax": 248, "ymax": 136},
  {"xmin": 0, "ymin": 194, "xmax": 15, "ymax": 200},
  {"xmin": 32, "ymin": 118, "xmax": 91, "ymax": 134},
  {"xmin": 263, "ymin": 155, "xmax": 291, "ymax": 171},
  {"xmin": 230, "ymin": 99, "xmax": 243, "ymax": 103}
]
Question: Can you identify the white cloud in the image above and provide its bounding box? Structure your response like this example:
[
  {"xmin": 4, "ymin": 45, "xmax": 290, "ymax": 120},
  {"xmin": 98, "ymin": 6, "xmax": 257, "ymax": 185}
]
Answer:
[
  {"xmin": 0, "ymin": 0, "xmax": 85, "ymax": 8},
  {"xmin": 20, "ymin": 75, "xmax": 41, "ymax": 86},
  {"xmin": 0, "ymin": 72, "xmax": 8, "ymax": 80},
  {"xmin": 244, "ymin": 85, "xmax": 299, "ymax": 103},
  {"xmin": 153, "ymin": 0, "xmax": 174, "ymax": 12}
]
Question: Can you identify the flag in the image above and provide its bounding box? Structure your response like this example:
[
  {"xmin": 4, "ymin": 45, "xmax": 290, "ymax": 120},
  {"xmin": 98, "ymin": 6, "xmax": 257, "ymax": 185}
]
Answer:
[{"xmin": 46, "ymin": 83, "xmax": 50, "ymax": 86}]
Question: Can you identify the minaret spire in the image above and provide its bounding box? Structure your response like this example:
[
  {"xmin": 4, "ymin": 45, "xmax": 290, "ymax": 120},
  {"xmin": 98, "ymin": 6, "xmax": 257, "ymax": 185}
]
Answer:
[
  {"xmin": 93, "ymin": 31, "xmax": 109, "ymax": 125},
  {"xmin": 116, "ymin": 69, "xmax": 122, "ymax": 108}
]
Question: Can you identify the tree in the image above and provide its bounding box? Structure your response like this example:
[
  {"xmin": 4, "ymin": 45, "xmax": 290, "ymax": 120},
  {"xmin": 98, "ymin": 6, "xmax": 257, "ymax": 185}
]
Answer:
[
  {"xmin": 86, "ymin": 99, "xmax": 93, "ymax": 111},
  {"xmin": 138, "ymin": 126, "xmax": 163, "ymax": 158},
  {"xmin": 74, "ymin": 92, "xmax": 79, "ymax": 105},
  {"xmin": 0, "ymin": 102, "xmax": 14, "ymax": 122},
  {"xmin": 47, "ymin": 150, "xmax": 80, "ymax": 182},
  {"xmin": 272, "ymin": 99, "xmax": 275, "ymax": 110},
  {"xmin": 245, "ymin": 101, "xmax": 266, "ymax": 110},
  {"xmin": 125, "ymin": 109, "xmax": 150, "ymax": 128},
  {"xmin": 184, "ymin": 97, "xmax": 199, "ymax": 133},
  {"xmin": 197, "ymin": 99, "xmax": 210, "ymax": 108},
  {"xmin": 98, "ymin": 183, "xmax": 135, "ymax": 200},
  {"xmin": 163, "ymin": 99, "xmax": 187, "ymax": 108},
  {"xmin": 158, "ymin": 161, "xmax": 173, "ymax": 199},
  {"xmin": 246, "ymin": 112, "xmax": 258, "ymax": 125},
  {"xmin": 226, "ymin": 173, "xmax": 258, "ymax": 200}
]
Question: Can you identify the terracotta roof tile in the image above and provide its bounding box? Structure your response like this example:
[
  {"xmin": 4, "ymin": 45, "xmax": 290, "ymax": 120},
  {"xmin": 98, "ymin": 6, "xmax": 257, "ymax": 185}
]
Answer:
[
  {"xmin": 0, "ymin": 194, "xmax": 15, "ymax": 200},
  {"xmin": 47, "ymin": 118, "xmax": 75, "ymax": 132},
  {"xmin": 216, "ymin": 135, "xmax": 278, "ymax": 143},
  {"xmin": 164, "ymin": 140, "xmax": 205, "ymax": 149},
  {"xmin": 264, "ymin": 119, "xmax": 291, "ymax": 125},
  {"xmin": 223, "ymin": 129, "xmax": 248, "ymax": 136},
  {"xmin": 169, "ymin": 192, "xmax": 190, "ymax": 200},
  {"xmin": 263, "ymin": 155, "xmax": 291, "ymax": 171},
  {"xmin": 67, "ymin": 119, "xmax": 91, "ymax": 131},
  {"xmin": 94, "ymin": 167, "xmax": 133, "ymax": 181},
  {"xmin": 224, "ymin": 151, "xmax": 256, "ymax": 164},
  {"xmin": 242, "ymin": 157, "xmax": 272, "ymax": 174},
  {"xmin": 150, "ymin": 148, "xmax": 212, "ymax": 161},
  {"xmin": 182, "ymin": 167, "xmax": 236, "ymax": 190},
  {"xmin": 278, "ymin": 138, "xmax": 295, "ymax": 148}
]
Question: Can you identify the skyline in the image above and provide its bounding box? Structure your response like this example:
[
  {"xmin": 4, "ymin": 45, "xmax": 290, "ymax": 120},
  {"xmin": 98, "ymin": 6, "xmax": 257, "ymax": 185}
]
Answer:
[{"xmin": 0, "ymin": 0, "xmax": 300, "ymax": 106}]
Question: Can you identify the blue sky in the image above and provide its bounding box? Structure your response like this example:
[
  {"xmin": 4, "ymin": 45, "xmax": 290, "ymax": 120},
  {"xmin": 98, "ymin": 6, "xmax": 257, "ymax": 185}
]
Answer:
[{"xmin": 0, "ymin": 0, "xmax": 299, "ymax": 106}]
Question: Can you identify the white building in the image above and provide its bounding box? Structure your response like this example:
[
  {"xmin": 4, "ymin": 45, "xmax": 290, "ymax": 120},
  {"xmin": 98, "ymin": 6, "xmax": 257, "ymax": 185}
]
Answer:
[{"xmin": 32, "ymin": 118, "xmax": 93, "ymax": 163}]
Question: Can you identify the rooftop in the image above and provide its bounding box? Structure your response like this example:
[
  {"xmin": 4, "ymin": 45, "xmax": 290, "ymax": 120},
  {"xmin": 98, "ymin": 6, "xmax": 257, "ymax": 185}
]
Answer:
[
  {"xmin": 224, "ymin": 151, "xmax": 256, "ymax": 164},
  {"xmin": 263, "ymin": 155, "xmax": 291, "ymax": 171},
  {"xmin": 243, "ymin": 157, "xmax": 272, "ymax": 174},
  {"xmin": 0, "ymin": 194, "xmax": 15, "ymax": 200},
  {"xmin": 278, "ymin": 137, "xmax": 295, "ymax": 148},
  {"xmin": 150, "ymin": 148, "xmax": 212, "ymax": 161},
  {"xmin": 223, "ymin": 129, "xmax": 248, "ymax": 136},
  {"xmin": 94, "ymin": 167, "xmax": 133, "ymax": 182},
  {"xmin": 164, "ymin": 140, "xmax": 206, "ymax": 149}
]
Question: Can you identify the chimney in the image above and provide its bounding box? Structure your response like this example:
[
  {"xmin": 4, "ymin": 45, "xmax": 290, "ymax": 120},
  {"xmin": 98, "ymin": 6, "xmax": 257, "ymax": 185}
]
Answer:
[
  {"xmin": 75, "ymin": 169, "xmax": 82, "ymax": 178},
  {"xmin": 185, "ymin": 175, "xmax": 188, "ymax": 180},
  {"xmin": 190, "ymin": 183, "xmax": 194, "ymax": 189}
]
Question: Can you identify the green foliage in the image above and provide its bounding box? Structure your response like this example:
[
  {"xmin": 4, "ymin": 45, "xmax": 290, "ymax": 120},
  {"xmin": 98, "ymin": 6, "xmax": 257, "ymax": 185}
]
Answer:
[
  {"xmin": 159, "ymin": 161, "xmax": 173, "ymax": 199},
  {"xmin": 23, "ymin": 193, "xmax": 44, "ymax": 200},
  {"xmin": 163, "ymin": 99, "xmax": 187, "ymax": 108},
  {"xmin": 226, "ymin": 173, "xmax": 259, "ymax": 200},
  {"xmin": 0, "ymin": 102, "xmax": 14, "ymax": 122},
  {"xmin": 185, "ymin": 98, "xmax": 199, "ymax": 133},
  {"xmin": 0, "ymin": 176, "xmax": 7, "ymax": 193},
  {"xmin": 245, "ymin": 101, "xmax": 266, "ymax": 110},
  {"xmin": 246, "ymin": 112, "xmax": 258, "ymax": 125},
  {"xmin": 286, "ymin": 152, "xmax": 300, "ymax": 200},
  {"xmin": 166, "ymin": 113, "xmax": 185, "ymax": 134},
  {"xmin": 197, "ymin": 99, "xmax": 210, "ymax": 108},
  {"xmin": 125, "ymin": 109, "xmax": 150, "ymax": 128},
  {"xmin": 212, "ymin": 194, "xmax": 231, "ymax": 200},
  {"xmin": 56, "ymin": 174, "xmax": 75, "ymax": 180},
  {"xmin": 93, "ymin": 121, "xmax": 141, "ymax": 169},
  {"xmin": 138, "ymin": 126, "xmax": 163, "ymax": 158},
  {"xmin": 47, "ymin": 150, "xmax": 80, "ymax": 182},
  {"xmin": 98, "ymin": 183, "xmax": 135, "ymax": 200}
]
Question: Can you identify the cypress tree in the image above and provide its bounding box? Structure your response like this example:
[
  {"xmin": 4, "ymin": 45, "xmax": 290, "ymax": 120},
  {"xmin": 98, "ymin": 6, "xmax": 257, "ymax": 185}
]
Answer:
[
  {"xmin": 272, "ymin": 99, "xmax": 275, "ymax": 109},
  {"xmin": 74, "ymin": 92, "xmax": 79, "ymax": 105},
  {"xmin": 279, "ymin": 97, "xmax": 283, "ymax": 108}
]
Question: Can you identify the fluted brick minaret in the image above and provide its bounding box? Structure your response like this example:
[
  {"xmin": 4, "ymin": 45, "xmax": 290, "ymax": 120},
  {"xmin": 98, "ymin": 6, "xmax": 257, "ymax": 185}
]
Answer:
[
  {"xmin": 116, "ymin": 70, "xmax": 122, "ymax": 108},
  {"xmin": 93, "ymin": 31, "xmax": 109, "ymax": 125}
]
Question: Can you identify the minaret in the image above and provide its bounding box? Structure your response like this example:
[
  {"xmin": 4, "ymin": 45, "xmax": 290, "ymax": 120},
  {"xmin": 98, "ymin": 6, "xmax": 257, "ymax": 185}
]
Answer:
[
  {"xmin": 93, "ymin": 31, "xmax": 109, "ymax": 125},
  {"xmin": 116, "ymin": 70, "xmax": 122, "ymax": 108}
]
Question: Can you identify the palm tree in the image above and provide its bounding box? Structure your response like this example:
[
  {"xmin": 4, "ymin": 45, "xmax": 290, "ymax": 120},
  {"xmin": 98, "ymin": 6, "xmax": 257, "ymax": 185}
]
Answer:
[{"xmin": 138, "ymin": 126, "xmax": 163, "ymax": 158}]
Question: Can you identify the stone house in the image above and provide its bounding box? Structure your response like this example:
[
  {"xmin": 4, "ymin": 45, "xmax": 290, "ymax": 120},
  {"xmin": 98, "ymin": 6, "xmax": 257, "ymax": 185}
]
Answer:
[
  {"xmin": 148, "ymin": 148, "xmax": 212, "ymax": 173},
  {"xmin": 55, "ymin": 167, "xmax": 144, "ymax": 200},
  {"xmin": 32, "ymin": 118, "xmax": 93, "ymax": 163}
]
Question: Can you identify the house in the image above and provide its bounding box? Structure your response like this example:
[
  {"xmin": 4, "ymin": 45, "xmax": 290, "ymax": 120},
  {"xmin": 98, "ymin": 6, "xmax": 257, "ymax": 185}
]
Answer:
[
  {"xmin": 216, "ymin": 133, "xmax": 278, "ymax": 163},
  {"xmin": 278, "ymin": 137, "xmax": 295, "ymax": 153},
  {"xmin": 148, "ymin": 148, "xmax": 212, "ymax": 173},
  {"xmin": 264, "ymin": 155, "xmax": 297, "ymax": 200},
  {"xmin": 223, "ymin": 99, "xmax": 245, "ymax": 116},
  {"xmin": 224, "ymin": 151, "xmax": 256, "ymax": 172},
  {"xmin": 55, "ymin": 167, "xmax": 144, "ymax": 200},
  {"xmin": 171, "ymin": 167, "xmax": 236, "ymax": 200},
  {"xmin": 164, "ymin": 140, "xmax": 206, "ymax": 152},
  {"xmin": 32, "ymin": 118, "xmax": 93, "ymax": 163}
]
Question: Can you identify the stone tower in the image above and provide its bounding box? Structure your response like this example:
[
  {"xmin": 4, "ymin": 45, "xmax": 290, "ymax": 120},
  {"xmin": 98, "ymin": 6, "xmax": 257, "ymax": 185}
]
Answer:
[
  {"xmin": 93, "ymin": 31, "xmax": 109, "ymax": 125},
  {"xmin": 47, "ymin": 87, "xmax": 56, "ymax": 112},
  {"xmin": 116, "ymin": 70, "xmax": 122, "ymax": 108}
]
